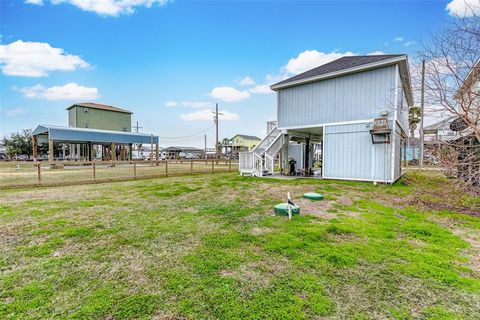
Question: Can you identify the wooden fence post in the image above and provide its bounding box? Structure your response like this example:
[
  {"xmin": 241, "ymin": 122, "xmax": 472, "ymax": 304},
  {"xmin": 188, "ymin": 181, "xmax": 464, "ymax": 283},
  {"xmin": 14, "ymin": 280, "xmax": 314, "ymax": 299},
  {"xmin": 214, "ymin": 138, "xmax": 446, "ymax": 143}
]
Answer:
[
  {"xmin": 190, "ymin": 160, "xmax": 193, "ymax": 173},
  {"xmin": 93, "ymin": 162, "xmax": 96, "ymax": 182},
  {"xmin": 37, "ymin": 163, "xmax": 41, "ymax": 185},
  {"xmin": 133, "ymin": 162, "xmax": 137, "ymax": 179},
  {"xmin": 211, "ymin": 160, "xmax": 214, "ymax": 173},
  {"xmin": 228, "ymin": 159, "xmax": 232, "ymax": 172},
  {"xmin": 165, "ymin": 161, "xmax": 168, "ymax": 177}
]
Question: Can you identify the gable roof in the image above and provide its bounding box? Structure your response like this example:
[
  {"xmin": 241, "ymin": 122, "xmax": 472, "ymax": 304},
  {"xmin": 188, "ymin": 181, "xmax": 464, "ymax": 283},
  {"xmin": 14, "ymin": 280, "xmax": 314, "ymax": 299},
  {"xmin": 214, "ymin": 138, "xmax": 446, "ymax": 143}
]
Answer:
[
  {"xmin": 272, "ymin": 55, "xmax": 404, "ymax": 88},
  {"xmin": 270, "ymin": 54, "xmax": 414, "ymax": 106},
  {"xmin": 424, "ymin": 117, "xmax": 456, "ymax": 131},
  {"xmin": 454, "ymin": 59, "xmax": 480, "ymax": 100},
  {"xmin": 231, "ymin": 134, "xmax": 261, "ymax": 141},
  {"xmin": 66, "ymin": 102, "xmax": 133, "ymax": 114}
]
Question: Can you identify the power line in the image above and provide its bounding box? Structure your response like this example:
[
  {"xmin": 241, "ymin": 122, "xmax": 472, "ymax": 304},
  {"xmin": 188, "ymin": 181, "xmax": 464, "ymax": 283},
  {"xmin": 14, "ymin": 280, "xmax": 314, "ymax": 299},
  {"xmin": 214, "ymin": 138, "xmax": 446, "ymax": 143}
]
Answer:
[{"xmin": 158, "ymin": 125, "xmax": 215, "ymax": 140}]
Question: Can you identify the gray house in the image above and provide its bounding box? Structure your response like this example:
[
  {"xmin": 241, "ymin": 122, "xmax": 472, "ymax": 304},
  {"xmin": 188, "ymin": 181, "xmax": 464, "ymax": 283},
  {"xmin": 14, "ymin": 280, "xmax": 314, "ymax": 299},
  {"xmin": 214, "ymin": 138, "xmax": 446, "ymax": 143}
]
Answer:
[{"xmin": 239, "ymin": 54, "xmax": 413, "ymax": 183}]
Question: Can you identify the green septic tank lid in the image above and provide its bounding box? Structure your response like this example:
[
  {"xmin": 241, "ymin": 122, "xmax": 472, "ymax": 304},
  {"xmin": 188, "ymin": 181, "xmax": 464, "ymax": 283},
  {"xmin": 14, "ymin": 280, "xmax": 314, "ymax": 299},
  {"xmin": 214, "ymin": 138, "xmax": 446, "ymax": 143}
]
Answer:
[
  {"xmin": 303, "ymin": 192, "xmax": 324, "ymax": 201},
  {"xmin": 274, "ymin": 203, "xmax": 300, "ymax": 216}
]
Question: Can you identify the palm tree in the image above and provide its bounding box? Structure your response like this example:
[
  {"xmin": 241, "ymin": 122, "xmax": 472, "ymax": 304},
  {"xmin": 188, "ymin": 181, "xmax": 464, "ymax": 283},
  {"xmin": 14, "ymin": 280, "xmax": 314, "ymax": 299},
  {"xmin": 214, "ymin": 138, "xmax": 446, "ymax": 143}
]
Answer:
[{"xmin": 408, "ymin": 106, "xmax": 421, "ymax": 138}]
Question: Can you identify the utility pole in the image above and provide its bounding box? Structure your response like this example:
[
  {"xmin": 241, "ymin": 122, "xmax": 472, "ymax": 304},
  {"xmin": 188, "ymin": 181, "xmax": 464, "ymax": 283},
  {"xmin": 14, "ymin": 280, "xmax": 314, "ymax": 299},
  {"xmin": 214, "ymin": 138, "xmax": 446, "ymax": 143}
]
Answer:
[
  {"xmin": 419, "ymin": 59, "xmax": 425, "ymax": 168},
  {"xmin": 131, "ymin": 121, "xmax": 143, "ymax": 158},
  {"xmin": 132, "ymin": 121, "xmax": 143, "ymax": 133},
  {"xmin": 212, "ymin": 103, "xmax": 223, "ymax": 159}
]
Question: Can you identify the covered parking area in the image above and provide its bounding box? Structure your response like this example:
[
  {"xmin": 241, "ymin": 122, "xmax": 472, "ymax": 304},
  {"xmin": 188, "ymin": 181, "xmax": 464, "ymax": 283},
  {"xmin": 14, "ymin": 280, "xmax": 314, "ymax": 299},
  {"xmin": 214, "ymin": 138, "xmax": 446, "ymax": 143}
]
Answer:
[{"xmin": 32, "ymin": 125, "xmax": 159, "ymax": 162}]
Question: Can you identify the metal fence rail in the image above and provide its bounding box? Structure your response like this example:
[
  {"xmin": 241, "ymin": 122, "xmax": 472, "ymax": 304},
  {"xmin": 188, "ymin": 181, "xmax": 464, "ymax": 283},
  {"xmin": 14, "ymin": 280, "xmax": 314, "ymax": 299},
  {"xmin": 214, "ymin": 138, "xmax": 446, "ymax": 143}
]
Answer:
[{"xmin": 0, "ymin": 159, "xmax": 234, "ymax": 188}]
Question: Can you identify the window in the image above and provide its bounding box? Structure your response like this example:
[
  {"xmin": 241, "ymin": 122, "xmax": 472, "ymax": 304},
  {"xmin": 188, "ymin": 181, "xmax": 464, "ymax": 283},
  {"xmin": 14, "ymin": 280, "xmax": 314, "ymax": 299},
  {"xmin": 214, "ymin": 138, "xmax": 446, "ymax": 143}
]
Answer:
[{"xmin": 84, "ymin": 108, "xmax": 89, "ymax": 113}]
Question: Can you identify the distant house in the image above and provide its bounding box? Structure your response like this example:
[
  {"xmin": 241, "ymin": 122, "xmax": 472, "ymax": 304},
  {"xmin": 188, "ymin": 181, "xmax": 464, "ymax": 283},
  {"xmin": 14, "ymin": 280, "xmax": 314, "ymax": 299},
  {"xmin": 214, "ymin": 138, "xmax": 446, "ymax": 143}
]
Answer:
[
  {"xmin": 67, "ymin": 102, "xmax": 132, "ymax": 132},
  {"xmin": 133, "ymin": 145, "xmax": 153, "ymax": 160},
  {"xmin": 229, "ymin": 134, "xmax": 261, "ymax": 156},
  {"xmin": 424, "ymin": 118, "xmax": 460, "ymax": 142},
  {"xmin": 240, "ymin": 55, "xmax": 414, "ymax": 183},
  {"xmin": 161, "ymin": 146, "xmax": 204, "ymax": 159}
]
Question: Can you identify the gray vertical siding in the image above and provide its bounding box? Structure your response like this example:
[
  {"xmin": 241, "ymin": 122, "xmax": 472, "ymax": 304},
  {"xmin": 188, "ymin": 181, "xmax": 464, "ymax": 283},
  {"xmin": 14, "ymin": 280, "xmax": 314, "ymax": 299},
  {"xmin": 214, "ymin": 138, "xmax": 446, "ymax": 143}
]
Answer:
[
  {"xmin": 395, "ymin": 75, "xmax": 409, "ymax": 134},
  {"xmin": 323, "ymin": 123, "xmax": 393, "ymax": 182},
  {"xmin": 278, "ymin": 65, "xmax": 397, "ymax": 128},
  {"xmin": 392, "ymin": 123, "xmax": 403, "ymax": 182}
]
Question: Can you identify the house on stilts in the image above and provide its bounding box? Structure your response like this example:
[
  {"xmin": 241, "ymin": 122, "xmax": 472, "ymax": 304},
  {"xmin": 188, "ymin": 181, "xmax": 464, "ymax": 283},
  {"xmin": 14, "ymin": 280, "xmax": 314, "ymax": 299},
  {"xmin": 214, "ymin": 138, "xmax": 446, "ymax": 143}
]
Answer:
[{"xmin": 239, "ymin": 54, "xmax": 414, "ymax": 183}]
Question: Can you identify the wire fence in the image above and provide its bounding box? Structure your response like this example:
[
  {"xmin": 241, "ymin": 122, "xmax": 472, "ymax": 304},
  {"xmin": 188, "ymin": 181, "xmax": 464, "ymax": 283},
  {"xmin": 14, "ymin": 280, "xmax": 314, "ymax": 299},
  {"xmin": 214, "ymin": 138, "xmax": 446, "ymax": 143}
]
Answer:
[{"xmin": 0, "ymin": 159, "xmax": 235, "ymax": 188}]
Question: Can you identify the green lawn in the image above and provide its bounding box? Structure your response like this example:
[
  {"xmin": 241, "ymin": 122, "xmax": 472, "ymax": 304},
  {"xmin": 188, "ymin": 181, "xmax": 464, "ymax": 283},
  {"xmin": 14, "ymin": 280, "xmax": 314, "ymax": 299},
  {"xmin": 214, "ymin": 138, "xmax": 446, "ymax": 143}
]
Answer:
[{"xmin": 0, "ymin": 171, "xmax": 479, "ymax": 319}]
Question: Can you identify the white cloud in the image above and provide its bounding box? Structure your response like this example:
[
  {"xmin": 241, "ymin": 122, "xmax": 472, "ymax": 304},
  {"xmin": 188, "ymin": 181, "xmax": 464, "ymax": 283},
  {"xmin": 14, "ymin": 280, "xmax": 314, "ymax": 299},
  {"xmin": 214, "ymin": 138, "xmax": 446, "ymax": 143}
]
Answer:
[
  {"xmin": 181, "ymin": 101, "xmax": 212, "ymax": 108},
  {"xmin": 367, "ymin": 51, "xmax": 385, "ymax": 55},
  {"xmin": 25, "ymin": 0, "xmax": 44, "ymax": 4},
  {"xmin": 180, "ymin": 109, "xmax": 239, "ymax": 121},
  {"xmin": 16, "ymin": 83, "xmax": 99, "ymax": 100},
  {"xmin": 165, "ymin": 100, "xmax": 178, "ymax": 107},
  {"xmin": 211, "ymin": 86, "xmax": 250, "ymax": 102},
  {"xmin": 1, "ymin": 107, "xmax": 28, "ymax": 116},
  {"xmin": 236, "ymin": 76, "xmax": 255, "ymax": 86},
  {"xmin": 404, "ymin": 41, "xmax": 415, "ymax": 47},
  {"xmin": 248, "ymin": 84, "xmax": 273, "ymax": 94},
  {"xmin": 283, "ymin": 50, "xmax": 355, "ymax": 75},
  {"xmin": 394, "ymin": 37, "xmax": 404, "ymax": 42},
  {"xmin": 0, "ymin": 40, "xmax": 89, "ymax": 77},
  {"xmin": 210, "ymin": 49, "xmax": 389, "ymax": 103},
  {"xmin": 26, "ymin": 0, "xmax": 169, "ymax": 17},
  {"xmin": 446, "ymin": 0, "xmax": 480, "ymax": 17}
]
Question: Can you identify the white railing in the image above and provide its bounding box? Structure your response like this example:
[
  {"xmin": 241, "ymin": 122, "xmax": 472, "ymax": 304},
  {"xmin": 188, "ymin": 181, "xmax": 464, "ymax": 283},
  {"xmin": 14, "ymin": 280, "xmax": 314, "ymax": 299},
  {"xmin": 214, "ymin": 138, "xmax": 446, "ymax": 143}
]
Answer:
[
  {"xmin": 239, "ymin": 152, "xmax": 253, "ymax": 174},
  {"xmin": 240, "ymin": 125, "xmax": 282, "ymax": 177},
  {"xmin": 253, "ymin": 153, "xmax": 263, "ymax": 176},
  {"xmin": 252, "ymin": 125, "xmax": 281, "ymax": 155},
  {"xmin": 264, "ymin": 153, "xmax": 274, "ymax": 174},
  {"xmin": 265, "ymin": 133, "xmax": 283, "ymax": 159}
]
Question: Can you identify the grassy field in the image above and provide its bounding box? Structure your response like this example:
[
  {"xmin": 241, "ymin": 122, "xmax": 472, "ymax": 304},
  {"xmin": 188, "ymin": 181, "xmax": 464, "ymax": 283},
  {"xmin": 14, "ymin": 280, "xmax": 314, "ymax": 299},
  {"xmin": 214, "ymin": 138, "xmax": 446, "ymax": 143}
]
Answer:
[{"xmin": 0, "ymin": 171, "xmax": 479, "ymax": 319}]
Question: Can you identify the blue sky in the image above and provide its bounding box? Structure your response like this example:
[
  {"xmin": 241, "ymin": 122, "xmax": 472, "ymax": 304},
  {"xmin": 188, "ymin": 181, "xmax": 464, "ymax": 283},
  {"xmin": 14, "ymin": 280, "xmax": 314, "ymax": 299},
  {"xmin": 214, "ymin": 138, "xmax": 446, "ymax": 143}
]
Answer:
[{"xmin": 0, "ymin": 0, "xmax": 465, "ymax": 147}]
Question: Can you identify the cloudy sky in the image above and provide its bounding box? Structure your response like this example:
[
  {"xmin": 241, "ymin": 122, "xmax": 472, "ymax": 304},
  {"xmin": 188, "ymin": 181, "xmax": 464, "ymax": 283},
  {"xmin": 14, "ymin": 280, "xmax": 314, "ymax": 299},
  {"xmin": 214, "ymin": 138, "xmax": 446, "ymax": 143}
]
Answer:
[{"xmin": 0, "ymin": 0, "xmax": 477, "ymax": 147}]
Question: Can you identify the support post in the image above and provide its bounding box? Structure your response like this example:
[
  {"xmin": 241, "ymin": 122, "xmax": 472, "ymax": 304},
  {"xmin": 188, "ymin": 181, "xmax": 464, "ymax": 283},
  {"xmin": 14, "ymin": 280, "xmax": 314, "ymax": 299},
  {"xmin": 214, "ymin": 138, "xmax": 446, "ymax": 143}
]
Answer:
[
  {"xmin": 212, "ymin": 160, "xmax": 214, "ymax": 173},
  {"xmin": 48, "ymin": 139, "xmax": 54, "ymax": 163},
  {"xmin": 92, "ymin": 162, "xmax": 96, "ymax": 182},
  {"xmin": 156, "ymin": 143, "xmax": 159, "ymax": 166},
  {"xmin": 111, "ymin": 143, "xmax": 116, "ymax": 162},
  {"xmin": 89, "ymin": 142, "xmax": 93, "ymax": 161},
  {"xmin": 190, "ymin": 160, "xmax": 193, "ymax": 173},
  {"xmin": 32, "ymin": 136, "xmax": 37, "ymax": 161},
  {"xmin": 229, "ymin": 159, "xmax": 232, "ymax": 172},
  {"xmin": 282, "ymin": 134, "xmax": 289, "ymax": 174},
  {"xmin": 150, "ymin": 134, "xmax": 154, "ymax": 166},
  {"xmin": 165, "ymin": 161, "xmax": 168, "ymax": 176},
  {"xmin": 129, "ymin": 143, "xmax": 133, "ymax": 161},
  {"xmin": 37, "ymin": 163, "xmax": 41, "ymax": 185},
  {"xmin": 419, "ymin": 59, "xmax": 425, "ymax": 168},
  {"xmin": 133, "ymin": 162, "xmax": 137, "ymax": 179}
]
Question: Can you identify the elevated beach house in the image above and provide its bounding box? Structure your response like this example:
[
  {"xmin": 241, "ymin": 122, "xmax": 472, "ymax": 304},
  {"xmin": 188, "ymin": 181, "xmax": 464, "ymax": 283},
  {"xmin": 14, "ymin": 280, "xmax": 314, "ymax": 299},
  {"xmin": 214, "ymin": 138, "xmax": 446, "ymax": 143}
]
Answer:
[{"xmin": 239, "ymin": 54, "xmax": 413, "ymax": 183}]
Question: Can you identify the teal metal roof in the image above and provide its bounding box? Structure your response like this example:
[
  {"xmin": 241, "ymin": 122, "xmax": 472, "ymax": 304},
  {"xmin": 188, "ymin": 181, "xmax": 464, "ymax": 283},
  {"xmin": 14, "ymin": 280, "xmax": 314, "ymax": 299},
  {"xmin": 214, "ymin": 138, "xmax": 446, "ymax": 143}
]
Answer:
[{"xmin": 33, "ymin": 125, "xmax": 158, "ymax": 144}]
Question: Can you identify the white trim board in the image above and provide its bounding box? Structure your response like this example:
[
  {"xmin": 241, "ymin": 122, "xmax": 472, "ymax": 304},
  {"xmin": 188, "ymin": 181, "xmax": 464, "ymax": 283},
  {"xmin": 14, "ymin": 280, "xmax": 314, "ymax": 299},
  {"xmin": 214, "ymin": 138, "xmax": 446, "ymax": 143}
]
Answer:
[
  {"xmin": 322, "ymin": 176, "xmax": 394, "ymax": 183},
  {"xmin": 279, "ymin": 118, "xmax": 376, "ymax": 131}
]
